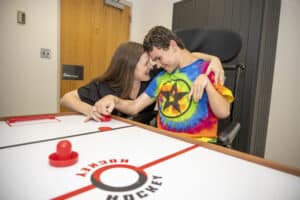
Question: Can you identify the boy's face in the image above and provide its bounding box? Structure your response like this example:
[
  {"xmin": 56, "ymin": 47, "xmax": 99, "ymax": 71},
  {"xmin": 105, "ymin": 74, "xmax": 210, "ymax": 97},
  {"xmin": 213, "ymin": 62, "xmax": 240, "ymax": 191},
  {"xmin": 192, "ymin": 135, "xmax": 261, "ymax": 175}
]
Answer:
[{"xmin": 149, "ymin": 42, "xmax": 178, "ymax": 73}]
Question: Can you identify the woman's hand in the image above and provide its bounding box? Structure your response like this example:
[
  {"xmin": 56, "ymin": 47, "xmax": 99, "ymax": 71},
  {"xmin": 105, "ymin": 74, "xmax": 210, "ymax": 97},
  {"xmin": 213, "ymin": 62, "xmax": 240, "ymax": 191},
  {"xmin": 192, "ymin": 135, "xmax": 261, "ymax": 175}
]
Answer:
[
  {"xmin": 84, "ymin": 106, "xmax": 102, "ymax": 122},
  {"xmin": 192, "ymin": 52, "xmax": 225, "ymax": 84},
  {"xmin": 205, "ymin": 56, "xmax": 225, "ymax": 85}
]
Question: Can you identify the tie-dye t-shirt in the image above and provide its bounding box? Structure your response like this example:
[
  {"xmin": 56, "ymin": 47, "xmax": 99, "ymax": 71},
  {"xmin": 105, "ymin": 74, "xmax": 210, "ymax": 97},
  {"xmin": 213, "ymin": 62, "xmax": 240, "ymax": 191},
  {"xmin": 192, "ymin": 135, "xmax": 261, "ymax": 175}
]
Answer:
[{"xmin": 145, "ymin": 59, "xmax": 233, "ymax": 140}]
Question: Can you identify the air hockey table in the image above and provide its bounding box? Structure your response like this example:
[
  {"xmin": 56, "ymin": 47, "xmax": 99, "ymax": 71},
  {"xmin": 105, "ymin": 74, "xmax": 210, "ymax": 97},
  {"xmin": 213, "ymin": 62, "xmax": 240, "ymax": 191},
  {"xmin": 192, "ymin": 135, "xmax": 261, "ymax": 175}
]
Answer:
[{"xmin": 0, "ymin": 113, "xmax": 299, "ymax": 200}]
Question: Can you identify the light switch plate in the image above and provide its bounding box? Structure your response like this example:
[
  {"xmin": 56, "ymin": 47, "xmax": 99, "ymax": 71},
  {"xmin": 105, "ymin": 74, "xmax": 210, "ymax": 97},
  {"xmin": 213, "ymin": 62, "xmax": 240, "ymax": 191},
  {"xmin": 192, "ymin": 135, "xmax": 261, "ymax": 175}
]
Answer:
[{"xmin": 17, "ymin": 11, "xmax": 26, "ymax": 24}]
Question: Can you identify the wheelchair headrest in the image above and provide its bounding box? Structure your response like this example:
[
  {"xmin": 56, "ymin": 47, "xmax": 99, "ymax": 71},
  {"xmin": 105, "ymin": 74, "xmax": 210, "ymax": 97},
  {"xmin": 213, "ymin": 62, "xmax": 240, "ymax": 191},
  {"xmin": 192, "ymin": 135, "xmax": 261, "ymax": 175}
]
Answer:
[{"xmin": 174, "ymin": 27, "xmax": 242, "ymax": 62}]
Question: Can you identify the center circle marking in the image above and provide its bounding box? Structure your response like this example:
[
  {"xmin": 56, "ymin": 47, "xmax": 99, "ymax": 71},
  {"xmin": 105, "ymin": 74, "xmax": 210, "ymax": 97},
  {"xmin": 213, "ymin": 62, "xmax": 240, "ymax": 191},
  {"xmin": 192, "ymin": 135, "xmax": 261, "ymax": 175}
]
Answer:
[
  {"xmin": 100, "ymin": 167, "xmax": 139, "ymax": 187},
  {"xmin": 91, "ymin": 164, "xmax": 148, "ymax": 192}
]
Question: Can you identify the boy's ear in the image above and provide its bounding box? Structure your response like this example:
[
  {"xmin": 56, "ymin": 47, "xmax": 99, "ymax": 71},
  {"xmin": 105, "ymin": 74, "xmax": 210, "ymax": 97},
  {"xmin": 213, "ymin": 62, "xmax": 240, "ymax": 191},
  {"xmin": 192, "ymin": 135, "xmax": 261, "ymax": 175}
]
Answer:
[{"xmin": 169, "ymin": 40, "xmax": 178, "ymax": 50}]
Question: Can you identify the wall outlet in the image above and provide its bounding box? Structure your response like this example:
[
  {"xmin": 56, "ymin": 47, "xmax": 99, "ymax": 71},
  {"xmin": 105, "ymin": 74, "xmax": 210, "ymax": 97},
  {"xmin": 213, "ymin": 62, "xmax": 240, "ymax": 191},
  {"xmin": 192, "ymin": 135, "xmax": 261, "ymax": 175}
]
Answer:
[{"xmin": 40, "ymin": 48, "xmax": 51, "ymax": 59}]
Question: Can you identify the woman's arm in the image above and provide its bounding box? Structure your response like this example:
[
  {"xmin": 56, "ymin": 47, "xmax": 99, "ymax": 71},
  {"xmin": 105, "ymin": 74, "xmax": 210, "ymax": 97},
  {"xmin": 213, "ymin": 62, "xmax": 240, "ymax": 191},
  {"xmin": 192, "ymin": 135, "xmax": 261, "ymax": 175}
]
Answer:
[
  {"xmin": 192, "ymin": 52, "xmax": 225, "ymax": 84},
  {"xmin": 60, "ymin": 90, "xmax": 101, "ymax": 121}
]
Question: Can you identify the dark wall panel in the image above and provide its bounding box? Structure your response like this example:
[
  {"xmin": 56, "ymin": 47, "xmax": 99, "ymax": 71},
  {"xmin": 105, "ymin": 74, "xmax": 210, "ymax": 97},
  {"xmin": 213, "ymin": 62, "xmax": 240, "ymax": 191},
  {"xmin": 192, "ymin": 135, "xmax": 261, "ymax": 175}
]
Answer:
[
  {"xmin": 223, "ymin": 0, "xmax": 233, "ymax": 28},
  {"xmin": 240, "ymin": 0, "xmax": 265, "ymax": 152},
  {"xmin": 173, "ymin": 0, "xmax": 197, "ymax": 30},
  {"xmin": 194, "ymin": 0, "xmax": 209, "ymax": 27},
  {"xmin": 172, "ymin": 0, "xmax": 281, "ymax": 156},
  {"xmin": 206, "ymin": 0, "xmax": 225, "ymax": 27},
  {"xmin": 250, "ymin": 0, "xmax": 281, "ymax": 156}
]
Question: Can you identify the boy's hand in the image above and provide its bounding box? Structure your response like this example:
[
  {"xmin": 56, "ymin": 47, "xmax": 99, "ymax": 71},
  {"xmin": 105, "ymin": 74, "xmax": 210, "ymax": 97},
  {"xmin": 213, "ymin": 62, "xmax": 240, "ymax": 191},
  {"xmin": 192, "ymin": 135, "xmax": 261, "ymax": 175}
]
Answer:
[
  {"xmin": 94, "ymin": 95, "xmax": 116, "ymax": 116},
  {"xmin": 84, "ymin": 95, "xmax": 116, "ymax": 123},
  {"xmin": 189, "ymin": 74, "xmax": 209, "ymax": 102}
]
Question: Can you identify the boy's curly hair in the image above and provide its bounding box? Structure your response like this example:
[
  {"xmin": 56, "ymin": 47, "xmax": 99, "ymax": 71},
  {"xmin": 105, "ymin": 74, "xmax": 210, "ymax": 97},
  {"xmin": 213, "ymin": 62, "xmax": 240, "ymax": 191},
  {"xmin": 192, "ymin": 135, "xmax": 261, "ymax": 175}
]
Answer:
[{"xmin": 143, "ymin": 26, "xmax": 185, "ymax": 52}]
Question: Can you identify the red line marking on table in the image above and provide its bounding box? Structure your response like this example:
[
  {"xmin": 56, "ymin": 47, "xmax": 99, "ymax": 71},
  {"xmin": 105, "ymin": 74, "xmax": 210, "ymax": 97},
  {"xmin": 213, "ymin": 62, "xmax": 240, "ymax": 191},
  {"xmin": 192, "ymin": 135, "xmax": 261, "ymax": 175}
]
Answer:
[
  {"xmin": 139, "ymin": 144, "xmax": 199, "ymax": 170},
  {"xmin": 52, "ymin": 185, "xmax": 95, "ymax": 200}
]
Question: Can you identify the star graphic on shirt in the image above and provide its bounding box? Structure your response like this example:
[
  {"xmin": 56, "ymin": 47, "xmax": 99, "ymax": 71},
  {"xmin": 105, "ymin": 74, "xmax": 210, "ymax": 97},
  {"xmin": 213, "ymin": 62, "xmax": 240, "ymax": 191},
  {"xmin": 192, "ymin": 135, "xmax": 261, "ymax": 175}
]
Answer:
[{"xmin": 160, "ymin": 82, "xmax": 189, "ymax": 113}]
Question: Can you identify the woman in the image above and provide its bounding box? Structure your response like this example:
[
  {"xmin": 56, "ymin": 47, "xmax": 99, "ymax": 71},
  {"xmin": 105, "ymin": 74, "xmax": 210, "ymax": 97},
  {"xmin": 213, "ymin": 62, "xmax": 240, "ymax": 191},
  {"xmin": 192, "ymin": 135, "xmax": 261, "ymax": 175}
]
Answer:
[{"xmin": 61, "ymin": 41, "xmax": 224, "ymax": 123}]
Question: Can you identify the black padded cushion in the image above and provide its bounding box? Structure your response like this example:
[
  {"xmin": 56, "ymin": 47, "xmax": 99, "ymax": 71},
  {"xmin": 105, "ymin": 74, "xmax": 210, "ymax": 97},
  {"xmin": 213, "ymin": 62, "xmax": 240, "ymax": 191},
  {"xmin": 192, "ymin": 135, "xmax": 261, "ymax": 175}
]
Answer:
[{"xmin": 175, "ymin": 27, "xmax": 242, "ymax": 62}]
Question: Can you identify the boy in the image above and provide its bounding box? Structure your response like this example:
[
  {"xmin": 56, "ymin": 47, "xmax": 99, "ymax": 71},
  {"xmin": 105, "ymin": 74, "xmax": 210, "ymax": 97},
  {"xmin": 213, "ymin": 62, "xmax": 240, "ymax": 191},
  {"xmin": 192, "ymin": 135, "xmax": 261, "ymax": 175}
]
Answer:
[{"xmin": 95, "ymin": 26, "xmax": 233, "ymax": 142}]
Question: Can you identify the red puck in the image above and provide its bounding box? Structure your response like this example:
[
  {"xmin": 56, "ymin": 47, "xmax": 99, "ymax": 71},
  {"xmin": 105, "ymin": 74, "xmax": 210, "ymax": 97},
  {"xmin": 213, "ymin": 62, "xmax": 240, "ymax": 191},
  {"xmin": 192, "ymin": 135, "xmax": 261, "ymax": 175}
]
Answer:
[
  {"xmin": 100, "ymin": 115, "xmax": 112, "ymax": 122},
  {"xmin": 49, "ymin": 140, "xmax": 78, "ymax": 167}
]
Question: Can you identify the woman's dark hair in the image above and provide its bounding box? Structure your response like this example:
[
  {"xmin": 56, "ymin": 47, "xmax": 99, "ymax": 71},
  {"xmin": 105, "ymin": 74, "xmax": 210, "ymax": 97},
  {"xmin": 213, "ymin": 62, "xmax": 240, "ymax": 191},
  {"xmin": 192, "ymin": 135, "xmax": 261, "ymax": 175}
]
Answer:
[
  {"xmin": 94, "ymin": 41, "xmax": 144, "ymax": 98},
  {"xmin": 143, "ymin": 26, "xmax": 185, "ymax": 52}
]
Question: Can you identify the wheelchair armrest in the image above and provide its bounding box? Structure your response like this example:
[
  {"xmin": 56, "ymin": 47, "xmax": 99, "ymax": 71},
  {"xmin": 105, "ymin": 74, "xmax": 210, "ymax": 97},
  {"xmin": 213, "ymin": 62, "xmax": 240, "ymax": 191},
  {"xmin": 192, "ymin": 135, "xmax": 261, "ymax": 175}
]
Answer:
[{"xmin": 218, "ymin": 122, "xmax": 241, "ymax": 147}]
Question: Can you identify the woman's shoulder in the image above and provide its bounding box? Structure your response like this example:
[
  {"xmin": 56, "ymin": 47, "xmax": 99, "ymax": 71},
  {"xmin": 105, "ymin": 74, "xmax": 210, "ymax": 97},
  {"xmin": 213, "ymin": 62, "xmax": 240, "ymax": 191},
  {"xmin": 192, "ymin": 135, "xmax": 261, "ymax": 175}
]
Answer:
[
  {"xmin": 80, "ymin": 79, "xmax": 108, "ymax": 90},
  {"xmin": 80, "ymin": 79, "xmax": 121, "ymax": 96}
]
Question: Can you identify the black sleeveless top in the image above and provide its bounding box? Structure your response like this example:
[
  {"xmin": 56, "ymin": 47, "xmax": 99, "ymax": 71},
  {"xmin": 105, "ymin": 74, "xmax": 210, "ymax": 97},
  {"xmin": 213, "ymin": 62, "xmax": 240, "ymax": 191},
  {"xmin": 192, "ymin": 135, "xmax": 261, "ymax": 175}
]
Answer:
[{"xmin": 77, "ymin": 67, "xmax": 162, "ymax": 124}]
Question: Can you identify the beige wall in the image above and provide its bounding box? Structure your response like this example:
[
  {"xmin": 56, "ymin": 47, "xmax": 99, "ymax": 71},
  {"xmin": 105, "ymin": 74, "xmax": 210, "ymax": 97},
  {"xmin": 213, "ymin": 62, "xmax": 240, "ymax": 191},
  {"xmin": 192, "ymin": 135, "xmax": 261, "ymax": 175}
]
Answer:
[
  {"xmin": 129, "ymin": 0, "xmax": 180, "ymax": 42},
  {"xmin": 264, "ymin": 0, "xmax": 300, "ymax": 169},
  {"xmin": 0, "ymin": 0, "xmax": 59, "ymax": 117}
]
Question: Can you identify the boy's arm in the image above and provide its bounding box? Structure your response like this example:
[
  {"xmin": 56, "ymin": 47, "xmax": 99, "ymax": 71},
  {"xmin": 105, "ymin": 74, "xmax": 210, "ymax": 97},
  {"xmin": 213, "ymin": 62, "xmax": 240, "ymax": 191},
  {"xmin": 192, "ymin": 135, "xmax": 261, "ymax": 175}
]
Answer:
[
  {"xmin": 94, "ymin": 93, "xmax": 155, "ymax": 116},
  {"xmin": 192, "ymin": 74, "xmax": 230, "ymax": 119},
  {"xmin": 205, "ymin": 76, "xmax": 230, "ymax": 119}
]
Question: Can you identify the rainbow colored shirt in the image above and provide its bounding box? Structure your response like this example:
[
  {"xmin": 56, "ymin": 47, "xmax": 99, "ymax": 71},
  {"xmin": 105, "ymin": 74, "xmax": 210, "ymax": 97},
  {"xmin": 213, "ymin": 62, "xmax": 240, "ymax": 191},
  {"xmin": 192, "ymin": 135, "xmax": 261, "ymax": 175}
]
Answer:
[{"xmin": 145, "ymin": 59, "xmax": 233, "ymax": 141}]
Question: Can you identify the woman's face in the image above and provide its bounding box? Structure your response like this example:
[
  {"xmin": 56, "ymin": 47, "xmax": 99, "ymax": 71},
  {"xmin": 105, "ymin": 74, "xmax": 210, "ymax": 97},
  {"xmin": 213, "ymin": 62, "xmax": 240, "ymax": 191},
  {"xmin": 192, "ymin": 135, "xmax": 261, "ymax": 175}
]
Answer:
[{"xmin": 134, "ymin": 52, "xmax": 152, "ymax": 82}]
